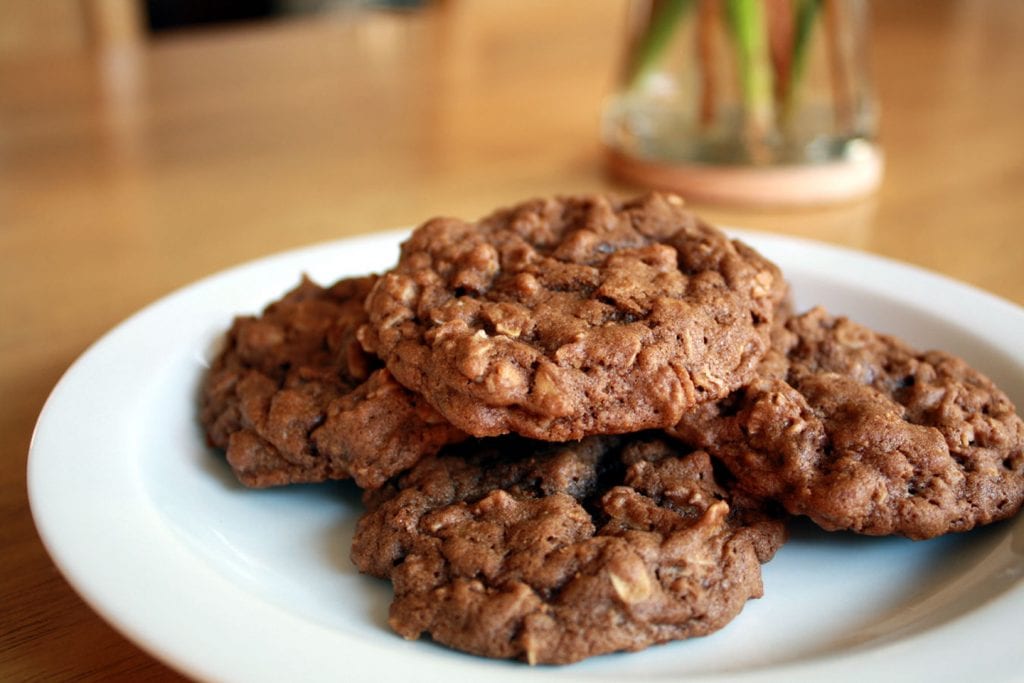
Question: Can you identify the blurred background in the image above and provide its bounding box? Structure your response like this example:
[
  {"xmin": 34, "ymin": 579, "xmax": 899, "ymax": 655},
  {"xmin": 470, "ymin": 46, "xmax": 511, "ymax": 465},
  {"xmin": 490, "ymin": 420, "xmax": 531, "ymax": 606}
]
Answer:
[
  {"xmin": 2, "ymin": 1, "xmax": 1021, "ymax": 313},
  {"xmin": 2, "ymin": 2, "xmax": 1023, "ymax": 679}
]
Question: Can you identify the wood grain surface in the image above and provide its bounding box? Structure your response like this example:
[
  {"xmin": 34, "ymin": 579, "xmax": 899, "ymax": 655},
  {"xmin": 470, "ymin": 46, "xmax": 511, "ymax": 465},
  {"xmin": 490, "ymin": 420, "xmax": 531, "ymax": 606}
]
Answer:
[{"xmin": 2, "ymin": 1, "xmax": 1022, "ymax": 680}]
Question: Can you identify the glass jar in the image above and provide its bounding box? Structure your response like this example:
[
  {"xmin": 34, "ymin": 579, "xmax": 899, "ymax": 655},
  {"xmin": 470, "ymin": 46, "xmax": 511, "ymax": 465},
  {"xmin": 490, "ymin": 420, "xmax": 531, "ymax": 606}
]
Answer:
[{"xmin": 603, "ymin": 0, "xmax": 882, "ymax": 205}]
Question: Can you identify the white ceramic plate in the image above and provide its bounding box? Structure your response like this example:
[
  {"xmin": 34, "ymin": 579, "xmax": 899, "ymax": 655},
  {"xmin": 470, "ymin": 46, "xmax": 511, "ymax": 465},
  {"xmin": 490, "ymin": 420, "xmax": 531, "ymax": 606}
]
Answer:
[{"xmin": 29, "ymin": 230, "xmax": 1024, "ymax": 683}]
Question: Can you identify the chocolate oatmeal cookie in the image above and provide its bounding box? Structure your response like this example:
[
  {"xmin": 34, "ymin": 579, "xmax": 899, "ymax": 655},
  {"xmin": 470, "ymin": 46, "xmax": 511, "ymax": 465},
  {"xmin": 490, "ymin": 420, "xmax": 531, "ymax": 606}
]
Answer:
[
  {"xmin": 671, "ymin": 307, "xmax": 1024, "ymax": 539},
  {"xmin": 352, "ymin": 435, "xmax": 786, "ymax": 664},
  {"xmin": 200, "ymin": 276, "xmax": 465, "ymax": 489},
  {"xmin": 359, "ymin": 193, "xmax": 782, "ymax": 441}
]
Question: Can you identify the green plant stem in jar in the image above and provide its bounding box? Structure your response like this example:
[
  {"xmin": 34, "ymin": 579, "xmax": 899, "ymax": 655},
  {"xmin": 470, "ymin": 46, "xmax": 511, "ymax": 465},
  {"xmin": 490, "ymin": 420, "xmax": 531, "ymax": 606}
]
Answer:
[{"xmin": 604, "ymin": 0, "xmax": 877, "ymax": 168}]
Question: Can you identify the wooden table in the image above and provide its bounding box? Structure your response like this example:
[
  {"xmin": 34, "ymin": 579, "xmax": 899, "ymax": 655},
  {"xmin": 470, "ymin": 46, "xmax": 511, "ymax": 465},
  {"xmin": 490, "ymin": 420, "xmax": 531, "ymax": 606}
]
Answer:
[{"xmin": 2, "ymin": 1, "xmax": 1022, "ymax": 679}]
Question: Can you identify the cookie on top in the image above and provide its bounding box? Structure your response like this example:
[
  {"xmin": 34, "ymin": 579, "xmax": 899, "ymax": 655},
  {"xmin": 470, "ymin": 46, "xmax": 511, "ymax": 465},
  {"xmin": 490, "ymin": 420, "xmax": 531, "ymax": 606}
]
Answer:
[{"xmin": 360, "ymin": 193, "xmax": 784, "ymax": 441}]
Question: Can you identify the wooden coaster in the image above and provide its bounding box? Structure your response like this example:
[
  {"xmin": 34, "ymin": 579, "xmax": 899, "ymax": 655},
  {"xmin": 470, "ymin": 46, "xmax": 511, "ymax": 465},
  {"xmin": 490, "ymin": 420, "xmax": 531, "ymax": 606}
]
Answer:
[{"xmin": 606, "ymin": 142, "xmax": 883, "ymax": 207}]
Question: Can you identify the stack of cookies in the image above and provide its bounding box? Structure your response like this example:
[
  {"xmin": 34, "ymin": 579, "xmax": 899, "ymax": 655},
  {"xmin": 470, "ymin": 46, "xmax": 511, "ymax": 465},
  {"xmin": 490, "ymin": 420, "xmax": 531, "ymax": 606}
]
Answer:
[{"xmin": 200, "ymin": 193, "xmax": 1024, "ymax": 665}]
